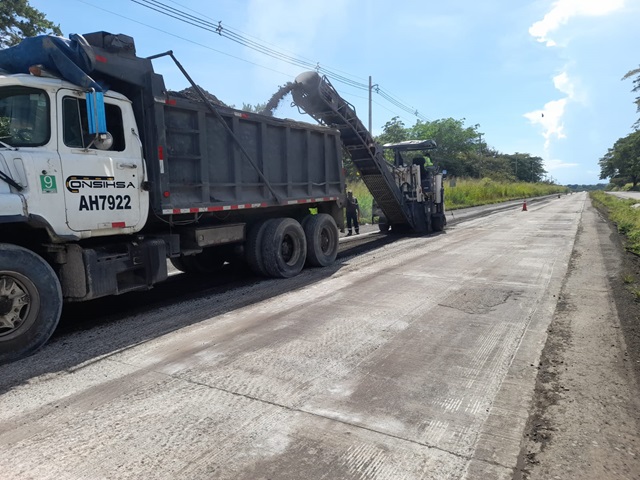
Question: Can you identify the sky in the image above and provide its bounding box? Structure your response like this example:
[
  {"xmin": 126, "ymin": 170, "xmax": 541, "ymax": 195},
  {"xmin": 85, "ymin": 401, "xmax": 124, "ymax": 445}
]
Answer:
[{"xmin": 27, "ymin": 0, "xmax": 640, "ymax": 185}]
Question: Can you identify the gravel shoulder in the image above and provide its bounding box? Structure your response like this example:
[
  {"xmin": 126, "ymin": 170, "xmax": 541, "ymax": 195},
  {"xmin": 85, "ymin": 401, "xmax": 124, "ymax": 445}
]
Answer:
[{"xmin": 516, "ymin": 198, "xmax": 640, "ymax": 479}]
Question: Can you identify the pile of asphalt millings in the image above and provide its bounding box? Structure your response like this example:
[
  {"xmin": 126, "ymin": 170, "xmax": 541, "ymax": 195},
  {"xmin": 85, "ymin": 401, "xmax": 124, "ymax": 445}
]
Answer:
[{"xmin": 169, "ymin": 85, "xmax": 227, "ymax": 107}]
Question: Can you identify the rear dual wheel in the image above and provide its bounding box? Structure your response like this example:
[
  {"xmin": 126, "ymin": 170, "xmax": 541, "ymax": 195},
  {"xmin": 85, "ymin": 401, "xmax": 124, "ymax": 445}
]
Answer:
[
  {"xmin": 246, "ymin": 218, "xmax": 307, "ymax": 278},
  {"xmin": 262, "ymin": 218, "xmax": 307, "ymax": 278},
  {"xmin": 302, "ymin": 214, "xmax": 339, "ymax": 267},
  {"xmin": 246, "ymin": 215, "xmax": 339, "ymax": 278},
  {"xmin": 245, "ymin": 219, "xmax": 274, "ymax": 277}
]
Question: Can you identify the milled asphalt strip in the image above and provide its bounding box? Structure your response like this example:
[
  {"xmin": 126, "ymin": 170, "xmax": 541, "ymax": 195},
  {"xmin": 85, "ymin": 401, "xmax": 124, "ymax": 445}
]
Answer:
[{"xmin": 95, "ymin": 352, "xmax": 516, "ymax": 472}]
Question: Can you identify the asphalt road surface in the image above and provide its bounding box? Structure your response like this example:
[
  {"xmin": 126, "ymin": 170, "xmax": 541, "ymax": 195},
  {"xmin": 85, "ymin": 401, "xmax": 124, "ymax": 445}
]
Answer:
[{"xmin": 0, "ymin": 192, "xmax": 627, "ymax": 479}]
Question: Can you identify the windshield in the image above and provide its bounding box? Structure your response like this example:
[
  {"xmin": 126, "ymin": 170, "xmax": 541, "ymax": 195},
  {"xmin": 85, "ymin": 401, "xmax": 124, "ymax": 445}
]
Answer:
[{"xmin": 0, "ymin": 86, "xmax": 50, "ymax": 147}]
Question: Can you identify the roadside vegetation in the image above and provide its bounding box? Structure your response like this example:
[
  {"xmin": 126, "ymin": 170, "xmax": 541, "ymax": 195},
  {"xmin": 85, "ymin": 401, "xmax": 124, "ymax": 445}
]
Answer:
[
  {"xmin": 444, "ymin": 178, "xmax": 567, "ymax": 209},
  {"xmin": 590, "ymin": 191, "xmax": 640, "ymax": 255},
  {"xmin": 348, "ymin": 178, "xmax": 568, "ymax": 223},
  {"xmin": 0, "ymin": 0, "xmax": 61, "ymax": 48},
  {"xmin": 596, "ymin": 66, "xmax": 640, "ymax": 190}
]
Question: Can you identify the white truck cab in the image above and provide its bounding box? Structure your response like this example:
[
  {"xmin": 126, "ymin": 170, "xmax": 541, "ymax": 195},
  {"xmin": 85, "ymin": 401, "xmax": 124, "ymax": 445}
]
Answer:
[{"xmin": 0, "ymin": 73, "xmax": 149, "ymax": 240}]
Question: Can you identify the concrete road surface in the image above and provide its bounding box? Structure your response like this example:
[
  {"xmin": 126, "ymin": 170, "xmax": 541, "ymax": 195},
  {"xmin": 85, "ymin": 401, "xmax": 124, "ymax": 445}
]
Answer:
[{"xmin": 0, "ymin": 193, "xmax": 585, "ymax": 479}]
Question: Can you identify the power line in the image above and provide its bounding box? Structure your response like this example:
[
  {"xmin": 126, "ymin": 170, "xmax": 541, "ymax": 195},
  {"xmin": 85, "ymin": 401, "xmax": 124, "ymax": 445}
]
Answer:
[
  {"xmin": 74, "ymin": 0, "xmax": 293, "ymax": 77},
  {"xmin": 72, "ymin": 0, "xmax": 426, "ymax": 125},
  {"xmin": 164, "ymin": 0, "xmax": 370, "ymax": 85},
  {"xmin": 131, "ymin": 0, "xmax": 427, "ymax": 121}
]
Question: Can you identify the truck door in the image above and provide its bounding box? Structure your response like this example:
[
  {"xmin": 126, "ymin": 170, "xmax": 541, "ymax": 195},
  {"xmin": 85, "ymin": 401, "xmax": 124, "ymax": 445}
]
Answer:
[
  {"xmin": 57, "ymin": 90, "xmax": 145, "ymax": 233},
  {"xmin": 0, "ymin": 85, "xmax": 65, "ymax": 230}
]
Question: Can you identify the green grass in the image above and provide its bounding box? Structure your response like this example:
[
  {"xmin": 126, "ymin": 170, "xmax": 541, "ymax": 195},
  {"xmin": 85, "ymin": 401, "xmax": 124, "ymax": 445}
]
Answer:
[
  {"xmin": 629, "ymin": 286, "xmax": 640, "ymax": 302},
  {"xmin": 445, "ymin": 178, "xmax": 567, "ymax": 209},
  {"xmin": 346, "ymin": 177, "xmax": 568, "ymax": 224},
  {"xmin": 591, "ymin": 191, "xmax": 640, "ymax": 255}
]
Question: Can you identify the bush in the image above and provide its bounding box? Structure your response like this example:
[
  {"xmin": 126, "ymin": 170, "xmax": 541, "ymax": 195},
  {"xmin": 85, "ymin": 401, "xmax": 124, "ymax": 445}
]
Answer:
[{"xmin": 591, "ymin": 191, "xmax": 640, "ymax": 254}]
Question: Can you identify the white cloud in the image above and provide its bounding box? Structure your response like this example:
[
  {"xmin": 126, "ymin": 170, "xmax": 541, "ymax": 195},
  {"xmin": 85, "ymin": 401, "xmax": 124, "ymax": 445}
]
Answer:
[
  {"xmin": 529, "ymin": 0, "xmax": 626, "ymax": 46},
  {"xmin": 545, "ymin": 158, "xmax": 579, "ymax": 170},
  {"xmin": 524, "ymin": 71, "xmax": 576, "ymax": 148},
  {"xmin": 553, "ymin": 71, "xmax": 574, "ymax": 97}
]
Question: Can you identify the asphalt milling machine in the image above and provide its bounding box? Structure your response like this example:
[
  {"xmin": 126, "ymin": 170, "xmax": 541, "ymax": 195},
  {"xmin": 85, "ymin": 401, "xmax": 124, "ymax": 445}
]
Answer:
[{"xmin": 291, "ymin": 71, "xmax": 447, "ymax": 234}]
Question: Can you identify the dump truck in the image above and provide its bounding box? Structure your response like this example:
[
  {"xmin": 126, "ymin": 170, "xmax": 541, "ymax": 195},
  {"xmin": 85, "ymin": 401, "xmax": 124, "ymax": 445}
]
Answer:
[
  {"xmin": 0, "ymin": 33, "xmax": 447, "ymax": 362},
  {"xmin": 0, "ymin": 33, "xmax": 346, "ymax": 362}
]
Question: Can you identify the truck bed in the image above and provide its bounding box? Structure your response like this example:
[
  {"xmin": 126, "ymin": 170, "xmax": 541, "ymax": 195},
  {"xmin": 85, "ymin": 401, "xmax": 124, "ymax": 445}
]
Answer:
[{"xmin": 157, "ymin": 99, "xmax": 344, "ymax": 215}]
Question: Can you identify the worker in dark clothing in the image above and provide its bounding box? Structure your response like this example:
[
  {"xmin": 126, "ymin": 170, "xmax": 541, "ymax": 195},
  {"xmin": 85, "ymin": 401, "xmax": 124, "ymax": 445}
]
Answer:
[{"xmin": 345, "ymin": 191, "xmax": 360, "ymax": 236}]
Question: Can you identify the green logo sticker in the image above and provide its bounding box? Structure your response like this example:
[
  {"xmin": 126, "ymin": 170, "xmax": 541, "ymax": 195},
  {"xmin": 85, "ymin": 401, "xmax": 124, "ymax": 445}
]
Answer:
[{"xmin": 40, "ymin": 175, "xmax": 57, "ymax": 193}]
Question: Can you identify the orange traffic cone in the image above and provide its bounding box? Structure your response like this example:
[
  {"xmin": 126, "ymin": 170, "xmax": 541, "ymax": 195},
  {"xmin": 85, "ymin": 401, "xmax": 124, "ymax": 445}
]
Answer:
[{"xmin": 522, "ymin": 200, "xmax": 528, "ymax": 211}]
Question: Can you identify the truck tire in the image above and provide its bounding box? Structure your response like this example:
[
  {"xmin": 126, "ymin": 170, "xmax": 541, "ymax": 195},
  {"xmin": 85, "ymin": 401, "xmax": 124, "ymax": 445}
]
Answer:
[
  {"xmin": 303, "ymin": 214, "xmax": 339, "ymax": 267},
  {"xmin": 245, "ymin": 219, "xmax": 276, "ymax": 277},
  {"xmin": 0, "ymin": 244, "xmax": 62, "ymax": 364},
  {"xmin": 262, "ymin": 218, "xmax": 307, "ymax": 278}
]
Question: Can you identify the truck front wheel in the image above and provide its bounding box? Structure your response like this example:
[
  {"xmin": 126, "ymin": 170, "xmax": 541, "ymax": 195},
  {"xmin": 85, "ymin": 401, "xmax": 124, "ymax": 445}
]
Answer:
[{"xmin": 0, "ymin": 244, "xmax": 62, "ymax": 364}]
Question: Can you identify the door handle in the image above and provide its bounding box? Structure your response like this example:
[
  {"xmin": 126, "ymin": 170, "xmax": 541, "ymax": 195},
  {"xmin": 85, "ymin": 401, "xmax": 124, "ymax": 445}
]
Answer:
[{"xmin": 117, "ymin": 162, "xmax": 138, "ymax": 169}]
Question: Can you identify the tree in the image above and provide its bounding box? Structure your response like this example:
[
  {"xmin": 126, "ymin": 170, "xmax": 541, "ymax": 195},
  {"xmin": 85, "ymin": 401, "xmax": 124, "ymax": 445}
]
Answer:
[
  {"xmin": 410, "ymin": 118, "xmax": 480, "ymax": 158},
  {"xmin": 241, "ymin": 102, "xmax": 267, "ymax": 113},
  {"xmin": 503, "ymin": 152, "xmax": 546, "ymax": 183},
  {"xmin": 0, "ymin": 0, "xmax": 61, "ymax": 48},
  {"xmin": 409, "ymin": 117, "xmax": 482, "ymax": 177},
  {"xmin": 372, "ymin": 114, "xmax": 549, "ymax": 182},
  {"xmin": 372, "ymin": 117, "xmax": 409, "ymax": 167},
  {"xmin": 599, "ymin": 131, "xmax": 640, "ymax": 188},
  {"xmin": 375, "ymin": 117, "xmax": 408, "ymax": 145},
  {"xmin": 477, "ymin": 148, "xmax": 517, "ymax": 182},
  {"xmin": 623, "ymin": 66, "xmax": 640, "ymax": 130}
]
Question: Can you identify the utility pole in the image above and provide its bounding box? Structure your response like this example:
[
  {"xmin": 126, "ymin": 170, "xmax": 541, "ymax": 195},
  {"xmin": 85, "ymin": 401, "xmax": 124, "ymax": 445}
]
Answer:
[
  {"xmin": 368, "ymin": 77, "xmax": 379, "ymax": 133},
  {"xmin": 530, "ymin": 160, "xmax": 534, "ymax": 182},
  {"xmin": 368, "ymin": 76, "xmax": 373, "ymax": 133},
  {"xmin": 477, "ymin": 133, "xmax": 484, "ymax": 178}
]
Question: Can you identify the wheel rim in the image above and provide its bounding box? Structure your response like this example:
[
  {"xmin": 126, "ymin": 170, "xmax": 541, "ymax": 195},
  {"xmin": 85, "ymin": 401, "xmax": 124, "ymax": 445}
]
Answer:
[
  {"xmin": 281, "ymin": 234, "xmax": 295, "ymax": 263},
  {"xmin": 320, "ymin": 226, "xmax": 333, "ymax": 254},
  {"xmin": 0, "ymin": 271, "xmax": 40, "ymax": 338}
]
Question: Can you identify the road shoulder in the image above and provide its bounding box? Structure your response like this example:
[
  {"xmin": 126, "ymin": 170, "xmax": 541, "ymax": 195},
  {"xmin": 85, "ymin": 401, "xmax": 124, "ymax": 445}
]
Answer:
[{"xmin": 516, "ymin": 199, "xmax": 640, "ymax": 479}]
